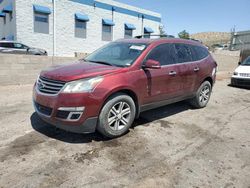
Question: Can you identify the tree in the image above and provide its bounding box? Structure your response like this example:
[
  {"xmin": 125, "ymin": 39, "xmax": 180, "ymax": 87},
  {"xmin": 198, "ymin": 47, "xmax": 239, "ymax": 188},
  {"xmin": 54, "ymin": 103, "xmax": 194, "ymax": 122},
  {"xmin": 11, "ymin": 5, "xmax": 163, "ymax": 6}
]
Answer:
[
  {"xmin": 178, "ymin": 30, "xmax": 190, "ymax": 39},
  {"xmin": 159, "ymin": 24, "xmax": 166, "ymax": 35}
]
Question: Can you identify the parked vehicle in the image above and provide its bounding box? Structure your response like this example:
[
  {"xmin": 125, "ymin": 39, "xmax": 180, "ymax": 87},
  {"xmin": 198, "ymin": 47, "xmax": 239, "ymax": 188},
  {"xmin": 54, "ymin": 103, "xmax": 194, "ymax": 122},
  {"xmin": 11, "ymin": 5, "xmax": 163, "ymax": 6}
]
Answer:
[
  {"xmin": 33, "ymin": 38, "xmax": 217, "ymax": 138},
  {"xmin": 0, "ymin": 41, "xmax": 47, "ymax": 55},
  {"xmin": 211, "ymin": 44, "xmax": 224, "ymax": 50},
  {"xmin": 231, "ymin": 56, "xmax": 250, "ymax": 88},
  {"xmin": 239, "ymin": 48, "xmax": 250, "ymax": 63}
]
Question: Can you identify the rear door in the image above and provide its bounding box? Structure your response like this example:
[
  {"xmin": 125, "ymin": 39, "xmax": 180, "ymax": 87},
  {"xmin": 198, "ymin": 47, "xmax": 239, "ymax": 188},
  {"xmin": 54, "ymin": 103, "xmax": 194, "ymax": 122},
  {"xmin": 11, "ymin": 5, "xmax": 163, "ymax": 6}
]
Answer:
[
  {"xmin": 142, "ymin": 43, "xmax": 183, "ymax": 104},
  {"xmin": 174, "ymin": 43, "xmax": 199, "ymax": 96},
  {"xmin": 192, "ymin": 46, "xmax": 212, "ymax": 88}
]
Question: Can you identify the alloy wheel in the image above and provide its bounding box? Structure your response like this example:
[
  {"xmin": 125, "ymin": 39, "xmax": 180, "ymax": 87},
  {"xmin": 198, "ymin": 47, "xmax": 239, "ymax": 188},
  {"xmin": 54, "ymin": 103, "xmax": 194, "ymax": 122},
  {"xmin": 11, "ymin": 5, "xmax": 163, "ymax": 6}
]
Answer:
[
  {"xmin": 199, "ymin": 85, "xmax": 210, "ymax": 105},
  {"xmin": 107, "ymin": 101, "xmax": 131, "ymax": 131}
]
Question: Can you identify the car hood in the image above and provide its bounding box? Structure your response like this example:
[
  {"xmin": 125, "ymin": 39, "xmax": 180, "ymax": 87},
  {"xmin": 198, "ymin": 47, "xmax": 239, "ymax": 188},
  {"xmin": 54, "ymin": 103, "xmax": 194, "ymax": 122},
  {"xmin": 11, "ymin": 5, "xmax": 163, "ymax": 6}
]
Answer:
[
  {"xmin": 235, "ymin": 65, "xmax": 250, "ymax": 73},
  {"xmin": 29, "ymin": 47, "xmax": 46, "ymax": 53},
  {"xmin": 40, "ymin": 60, "xmax": 123, "ymax": 82}
]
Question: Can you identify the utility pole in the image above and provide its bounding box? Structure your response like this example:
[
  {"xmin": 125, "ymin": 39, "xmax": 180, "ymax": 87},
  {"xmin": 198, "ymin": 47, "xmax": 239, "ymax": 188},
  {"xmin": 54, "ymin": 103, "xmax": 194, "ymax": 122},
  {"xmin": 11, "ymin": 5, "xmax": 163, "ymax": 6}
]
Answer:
[
  {"xmin": 141, "ymin": 15, "xmax": 144, "ymax": 35},
  {"xmin": 53, "ymin": 0, "xmax": 56, "ymax": 58}
]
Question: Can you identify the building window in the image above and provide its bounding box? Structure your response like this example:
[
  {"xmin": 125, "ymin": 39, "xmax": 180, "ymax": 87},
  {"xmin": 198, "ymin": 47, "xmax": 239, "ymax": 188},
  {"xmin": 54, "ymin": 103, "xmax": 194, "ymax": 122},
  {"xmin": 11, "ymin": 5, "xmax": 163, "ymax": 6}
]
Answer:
[
  {"xmin": 144, "ymin": 27, "xmax": 154, "ymax": 38},
  {"xmin": 102, "ymin": 25, "xmax": 113, "ymax": 41},
  {"xmin": 124, "ymin": 29, "xmax": 133, "ymax": 39},
  {"xmin": 34, "ymin": 13, "xmax": 49, "ymax": 34},
  {"xmin": 144, "ymin": 32, "xmax": 151, "ymax": 38},
  {"xmin": 124, "ymin": 23, "xmax": 136, "ymax": 39},
  {"xmin": 102, "ymin": 19, "xmax": 115, "ymax": 41},
  {"xmin": 75, "ymin": 20, "xmax": 87, "ymax": 38}
]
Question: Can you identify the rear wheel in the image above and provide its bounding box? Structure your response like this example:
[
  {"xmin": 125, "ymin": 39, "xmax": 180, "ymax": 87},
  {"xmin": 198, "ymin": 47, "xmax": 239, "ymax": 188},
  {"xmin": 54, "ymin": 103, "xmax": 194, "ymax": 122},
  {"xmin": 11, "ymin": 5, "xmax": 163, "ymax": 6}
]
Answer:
[
  {"xmin": 189, "ymin": 81, "xmax": 212, "ymax": 108},
  {"xmin": 97, "ymin": 93, "xmax": 136, "ymax": 138}
]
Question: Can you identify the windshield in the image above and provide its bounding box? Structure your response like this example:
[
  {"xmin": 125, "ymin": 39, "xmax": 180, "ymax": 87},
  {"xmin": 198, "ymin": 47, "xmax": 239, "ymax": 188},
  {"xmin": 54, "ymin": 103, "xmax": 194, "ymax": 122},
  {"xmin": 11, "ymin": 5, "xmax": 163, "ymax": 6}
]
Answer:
[
  {"xmin": 241, "ymin": 56, "xmax": 250, "ymax": 66},
  {"xmin": 85, "ymin": 42, "xmax": 147, "ymax": 67}
]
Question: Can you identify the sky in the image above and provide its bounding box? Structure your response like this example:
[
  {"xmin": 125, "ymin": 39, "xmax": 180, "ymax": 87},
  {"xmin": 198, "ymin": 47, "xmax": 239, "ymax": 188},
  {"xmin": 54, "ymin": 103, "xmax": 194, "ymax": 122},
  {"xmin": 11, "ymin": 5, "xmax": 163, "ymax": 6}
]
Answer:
[{"xmin": 115, "ymin": 0, "xmax": 250, "ymax": 37}]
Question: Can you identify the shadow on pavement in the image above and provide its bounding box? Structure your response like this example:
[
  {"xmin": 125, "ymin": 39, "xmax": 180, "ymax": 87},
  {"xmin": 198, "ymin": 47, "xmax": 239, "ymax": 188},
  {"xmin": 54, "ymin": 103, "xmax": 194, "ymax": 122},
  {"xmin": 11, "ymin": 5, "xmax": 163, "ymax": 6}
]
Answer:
[
  {"xmin": 30, "ymin": 113, "xmax": 109, "ymax": 144},
  {"xmin": 133, "ymin": 101, "xmax": 191, "ymax": 128},
  {"xmin": 227, "ymin": 84, "xmax": 250, "ymax": 90},
  {"xmin": 30, "ymin": 101, "xmax": 191, "ymax": 143}
]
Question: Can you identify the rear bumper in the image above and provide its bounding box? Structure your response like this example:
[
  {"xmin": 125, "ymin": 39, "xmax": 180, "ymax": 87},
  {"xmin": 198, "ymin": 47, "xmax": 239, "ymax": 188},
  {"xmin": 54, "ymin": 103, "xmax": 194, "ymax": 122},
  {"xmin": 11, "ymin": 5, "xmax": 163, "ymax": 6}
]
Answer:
[{"xmin": 231, "ymin": 77, "xmax": 250, "ymax": 88}]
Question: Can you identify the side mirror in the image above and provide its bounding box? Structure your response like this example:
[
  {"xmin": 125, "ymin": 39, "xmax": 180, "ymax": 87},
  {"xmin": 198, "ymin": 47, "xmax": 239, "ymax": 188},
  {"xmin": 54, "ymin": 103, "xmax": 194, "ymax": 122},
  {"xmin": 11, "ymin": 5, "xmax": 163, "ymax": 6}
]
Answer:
[
  {"xmin": 238, "ymin": 62, "xmax": 241, "ymax": 65},
  {"xmin": 143, "ymin": 59, "xmax": 161, "ymax": 69}
]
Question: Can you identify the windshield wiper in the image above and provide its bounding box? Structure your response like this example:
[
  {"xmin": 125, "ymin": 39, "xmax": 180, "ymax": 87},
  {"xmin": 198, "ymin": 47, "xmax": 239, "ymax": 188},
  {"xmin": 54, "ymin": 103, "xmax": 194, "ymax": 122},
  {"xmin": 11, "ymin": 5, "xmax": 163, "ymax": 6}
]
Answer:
[{"xmin": 88, "ymin": 60, "xmax": 114, "ymax": 66}]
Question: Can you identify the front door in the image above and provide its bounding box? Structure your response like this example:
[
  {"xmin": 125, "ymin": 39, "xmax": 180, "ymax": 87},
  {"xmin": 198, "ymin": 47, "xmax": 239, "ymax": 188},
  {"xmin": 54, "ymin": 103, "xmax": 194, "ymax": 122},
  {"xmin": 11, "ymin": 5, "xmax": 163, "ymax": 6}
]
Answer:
[{"xmin": 142, "ymin": 43, "xmax": 183, "ymax": 104}]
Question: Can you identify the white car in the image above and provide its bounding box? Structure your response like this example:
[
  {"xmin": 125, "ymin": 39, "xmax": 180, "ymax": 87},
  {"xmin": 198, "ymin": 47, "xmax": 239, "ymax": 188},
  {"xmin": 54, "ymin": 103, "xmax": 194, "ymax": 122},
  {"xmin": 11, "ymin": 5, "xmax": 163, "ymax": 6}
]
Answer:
[{"xmin": 231, "ymin": 56, "xmax": 250, "ymax": 88}]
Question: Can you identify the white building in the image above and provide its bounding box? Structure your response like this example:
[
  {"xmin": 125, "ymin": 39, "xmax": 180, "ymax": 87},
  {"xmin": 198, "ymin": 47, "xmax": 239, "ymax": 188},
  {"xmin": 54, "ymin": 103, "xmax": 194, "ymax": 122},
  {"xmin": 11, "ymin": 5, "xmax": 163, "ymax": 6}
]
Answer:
[{"xmin": 0, "ymin": 0, "xmax": 161, "ymax": 57}]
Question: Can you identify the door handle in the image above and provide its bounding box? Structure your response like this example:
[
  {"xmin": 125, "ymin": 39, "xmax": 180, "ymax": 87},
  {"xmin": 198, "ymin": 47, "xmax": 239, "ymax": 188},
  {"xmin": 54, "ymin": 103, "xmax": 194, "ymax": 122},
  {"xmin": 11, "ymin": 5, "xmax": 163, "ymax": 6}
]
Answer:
[
  {"xmin": 169, "ymin": 71, "xmax": 177, "ymax": 76},
  {"xmin": 194, "ymin": 67, "xmax": 200, "ymax": 72}
]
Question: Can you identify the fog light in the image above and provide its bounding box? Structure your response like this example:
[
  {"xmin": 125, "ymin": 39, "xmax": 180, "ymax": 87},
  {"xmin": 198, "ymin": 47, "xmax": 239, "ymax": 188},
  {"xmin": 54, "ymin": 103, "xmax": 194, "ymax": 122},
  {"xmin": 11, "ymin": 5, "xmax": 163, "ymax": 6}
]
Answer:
[
  {"xmin": 57, "ymin": 107, "xmax": 85, "ymax": 121},
  {"xmin": 70, "ymin": 113, "xmax": 81, "ymax": 120}
]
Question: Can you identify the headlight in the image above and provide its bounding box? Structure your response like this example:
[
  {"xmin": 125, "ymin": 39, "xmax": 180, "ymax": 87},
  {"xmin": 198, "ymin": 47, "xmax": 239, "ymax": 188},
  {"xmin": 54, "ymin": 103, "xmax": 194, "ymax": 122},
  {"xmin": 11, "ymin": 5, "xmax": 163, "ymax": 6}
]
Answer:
[
  {"xmin": 233, "ymin": 72, "xmax": 238, "ymax": 76},
  {"xmin": 62, "ymin": 76, "xmax": 103, "ymax": 93}
]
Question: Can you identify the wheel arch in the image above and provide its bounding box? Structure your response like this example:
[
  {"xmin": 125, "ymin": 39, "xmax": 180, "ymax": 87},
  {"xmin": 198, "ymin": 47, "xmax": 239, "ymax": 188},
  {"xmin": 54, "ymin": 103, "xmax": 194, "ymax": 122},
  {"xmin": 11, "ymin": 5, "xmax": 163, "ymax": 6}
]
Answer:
[
  {"xmin": 101, "ymin": 88, "xmax": 140, "ymax": 119},
  {"xmin": 202, "ymin": 76, "xmax": 213, "ymax": 87}
]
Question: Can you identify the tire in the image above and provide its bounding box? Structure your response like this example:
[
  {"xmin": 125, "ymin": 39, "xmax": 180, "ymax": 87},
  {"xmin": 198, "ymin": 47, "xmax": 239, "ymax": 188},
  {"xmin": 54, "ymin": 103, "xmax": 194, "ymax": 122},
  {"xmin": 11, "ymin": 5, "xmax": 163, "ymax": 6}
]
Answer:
[
  {"xmin": 189, "ymin": 81, "xmax": 212, "ymax": 108},
  {"xmin": 97, "ymin": 93, "xmax": 136, "ymax": 138}
]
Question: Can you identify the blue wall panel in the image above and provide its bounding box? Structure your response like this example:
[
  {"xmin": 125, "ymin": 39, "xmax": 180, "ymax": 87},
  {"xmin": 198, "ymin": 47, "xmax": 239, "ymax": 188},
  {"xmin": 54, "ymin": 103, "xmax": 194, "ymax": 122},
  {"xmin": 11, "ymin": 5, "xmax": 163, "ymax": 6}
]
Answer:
[{"xmin": 70, "ymin": 0, "xmax": 161, "ymax": 22}]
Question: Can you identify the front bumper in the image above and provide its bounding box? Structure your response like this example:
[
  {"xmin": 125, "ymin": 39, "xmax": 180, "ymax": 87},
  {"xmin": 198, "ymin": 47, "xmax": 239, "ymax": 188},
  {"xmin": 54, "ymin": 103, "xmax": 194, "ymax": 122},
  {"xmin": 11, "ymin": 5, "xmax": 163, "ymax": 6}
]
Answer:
[
  {"xmin": 231, "ymin": 77, "xmax": 250, "ymax": 88},
  {"xmin": 33, "ymin": 86, "xmax": 101, "ymax": 133},
  {"xmin": 36, "ymin": 109, "xmax": 97, "ymax": 133}
]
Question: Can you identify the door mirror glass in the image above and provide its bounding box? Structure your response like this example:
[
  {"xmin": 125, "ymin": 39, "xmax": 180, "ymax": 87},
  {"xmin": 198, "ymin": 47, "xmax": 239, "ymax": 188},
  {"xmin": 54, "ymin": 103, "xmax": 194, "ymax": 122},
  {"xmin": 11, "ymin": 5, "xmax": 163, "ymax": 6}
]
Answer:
[{"xmin": 143, "ymin": 59, "xmax": 161, "ymax": 69}]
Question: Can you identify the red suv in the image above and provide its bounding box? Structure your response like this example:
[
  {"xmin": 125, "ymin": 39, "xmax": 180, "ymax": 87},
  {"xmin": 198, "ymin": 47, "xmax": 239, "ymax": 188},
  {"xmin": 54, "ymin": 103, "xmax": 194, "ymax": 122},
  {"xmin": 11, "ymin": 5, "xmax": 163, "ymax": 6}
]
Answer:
[{"xmin": 33, "ymin": 38, "xmax": 217, "ymax": 138}]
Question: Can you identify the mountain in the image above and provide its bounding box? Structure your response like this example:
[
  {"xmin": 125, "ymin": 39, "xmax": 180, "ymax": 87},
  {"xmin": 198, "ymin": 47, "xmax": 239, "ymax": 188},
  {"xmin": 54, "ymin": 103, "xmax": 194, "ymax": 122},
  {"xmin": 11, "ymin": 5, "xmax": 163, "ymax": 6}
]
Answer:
[{"xmin": 190, "ymin": 32, "xmax": 231, "ymax": 47}]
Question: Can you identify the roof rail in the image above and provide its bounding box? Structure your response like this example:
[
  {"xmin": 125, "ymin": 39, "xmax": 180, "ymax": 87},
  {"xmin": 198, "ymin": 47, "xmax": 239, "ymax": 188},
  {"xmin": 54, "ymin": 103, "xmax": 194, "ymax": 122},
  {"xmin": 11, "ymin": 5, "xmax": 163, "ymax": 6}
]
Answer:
[{"xmin": 134, "ymin": 34, "xmax": 175, "ymax": 39}]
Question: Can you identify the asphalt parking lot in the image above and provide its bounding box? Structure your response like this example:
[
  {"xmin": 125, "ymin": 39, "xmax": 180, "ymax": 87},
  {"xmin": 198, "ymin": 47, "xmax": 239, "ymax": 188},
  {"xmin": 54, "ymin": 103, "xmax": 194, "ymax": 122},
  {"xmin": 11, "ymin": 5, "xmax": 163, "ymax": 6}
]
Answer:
[{"xmin": 0, "ymin": 56, "xmax": 250, "ymax": 188}]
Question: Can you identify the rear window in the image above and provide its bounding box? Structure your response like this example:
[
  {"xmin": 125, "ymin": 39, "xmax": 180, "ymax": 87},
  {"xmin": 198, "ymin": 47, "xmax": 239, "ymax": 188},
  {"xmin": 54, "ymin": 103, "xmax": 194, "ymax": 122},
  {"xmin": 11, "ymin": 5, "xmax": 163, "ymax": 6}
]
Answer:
[
  {"xmin": 0, "ymin": 42, "xmax": 14, "ymax": 48},
  {"xmin": 192, "ymin": 46, "xmax": 209, "ymax": 60}
]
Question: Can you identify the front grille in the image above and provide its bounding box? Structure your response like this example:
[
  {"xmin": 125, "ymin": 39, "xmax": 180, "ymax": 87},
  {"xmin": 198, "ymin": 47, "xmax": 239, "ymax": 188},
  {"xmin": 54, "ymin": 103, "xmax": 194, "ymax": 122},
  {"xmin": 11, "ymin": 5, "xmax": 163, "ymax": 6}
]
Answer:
[
  {"xmin": 35, "ymin": 102, "xmax": 53, "ymax": 116},
  {"xmin": 232, "ymin": 78, "xmax": 250, "ymax": 87},
  {"xmin": 239, "ymin": 73, "xmax": 250, "ymax": 77},
  {"xmin": 37, "ymin": 76, "xmax": 65, "ymax": 95}
]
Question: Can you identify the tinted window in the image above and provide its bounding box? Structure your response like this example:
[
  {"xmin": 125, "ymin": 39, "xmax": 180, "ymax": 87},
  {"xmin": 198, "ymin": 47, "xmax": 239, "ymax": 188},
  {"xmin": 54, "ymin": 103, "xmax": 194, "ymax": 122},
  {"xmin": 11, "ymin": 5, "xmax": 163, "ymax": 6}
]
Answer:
[
  {"xmin": 193, "ymin": 46, "xmax": 209, "ymax": 60},
  {"xmin": 175, "ymin": 44, "xmax": 192, "ymax": 63},
  {"xmin": 0, "ymin": 42, "xmax": 14, "ymax": 48},
  {"xmin": 146, "ymin": 44, "xmax": 178, "ymax": 66}
]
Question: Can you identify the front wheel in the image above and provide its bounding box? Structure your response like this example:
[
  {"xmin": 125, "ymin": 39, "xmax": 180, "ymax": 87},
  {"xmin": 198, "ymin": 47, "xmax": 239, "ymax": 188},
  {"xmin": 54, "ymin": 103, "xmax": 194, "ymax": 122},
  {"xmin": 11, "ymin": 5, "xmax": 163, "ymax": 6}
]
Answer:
[
  {"xmin": 189, "ymin": 81, "xmax": 212, "ymax": 108},
  {"xmin": 97, "ymin": 93, "xmax": 136, "ymax": 138}
]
